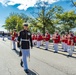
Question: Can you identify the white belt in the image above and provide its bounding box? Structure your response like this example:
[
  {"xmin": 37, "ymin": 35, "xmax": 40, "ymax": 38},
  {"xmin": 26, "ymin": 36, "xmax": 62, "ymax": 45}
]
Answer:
[{"xmin": 21, "ymin": 39, "xmax": 29, "ymax": 41}]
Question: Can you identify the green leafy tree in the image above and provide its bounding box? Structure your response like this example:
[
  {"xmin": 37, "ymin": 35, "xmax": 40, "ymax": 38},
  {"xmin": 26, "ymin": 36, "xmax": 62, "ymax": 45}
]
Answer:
[
  {"xmin": 56, "ymin": 11, "xmax": 76, "ymax": 32},
  {"xmin": 71, "ymin": 0, "xmax": 76, "ymax": 7},
  {"xmin": 3, "ymin": 13, "xmax": 29, "ymax": 32},
  {"xmin": 29, "ymin": 3, "xmax": 63, "ymax": 34}
]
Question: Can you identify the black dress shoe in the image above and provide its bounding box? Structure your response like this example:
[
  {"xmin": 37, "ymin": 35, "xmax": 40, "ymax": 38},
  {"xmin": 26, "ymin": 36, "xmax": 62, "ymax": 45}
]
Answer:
[
  {"xmin": 12, "ymin": 49, "xmax": 16, "ymax": 50},
  {"xmin": 24, "ymin": 69, "xmax": 29, "ymax": 73},
  {"xmin": 64, "ymin": 51, "xmax": 67, "ymax": 52},
  {"xmin": 20, "ymin": 59, "xmax": 23, "ymax": 67},
  {"xmin": 62, "ymin": 48, "xmax": 63, "ymax": 49},
  {"xmin": 45, "ymin": 49, "xmax": 48, "ymax": 50},
  {"xmin": 54, "ymin": 51, "xmax": 58, "ymax": 53},
  {"xmin": 67, "ymin": 55, "xmax": 72, "ymax": 57},
  {"xmin": 70, "ymin": 55, "xmax": 72, "ymax": 57}
]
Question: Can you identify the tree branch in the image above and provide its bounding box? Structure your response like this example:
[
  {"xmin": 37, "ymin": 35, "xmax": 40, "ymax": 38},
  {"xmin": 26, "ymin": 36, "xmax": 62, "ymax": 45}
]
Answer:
[{"xmin": 71, "ymin": 0, "xmax": 76, "ymax": 7}]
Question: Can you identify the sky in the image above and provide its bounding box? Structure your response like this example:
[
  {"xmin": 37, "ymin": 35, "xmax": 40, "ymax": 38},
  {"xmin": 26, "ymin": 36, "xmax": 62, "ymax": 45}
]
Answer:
[{"xmin": 0, "ymin": 0, "xmax": 76, "ymax": 32}]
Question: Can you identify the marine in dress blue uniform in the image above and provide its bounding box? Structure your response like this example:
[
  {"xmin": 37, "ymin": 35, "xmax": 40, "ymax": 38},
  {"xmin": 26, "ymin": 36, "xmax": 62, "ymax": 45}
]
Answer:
[{"xmin": 17, "ymin": 23, "xmax": 33, "ymax": 73}]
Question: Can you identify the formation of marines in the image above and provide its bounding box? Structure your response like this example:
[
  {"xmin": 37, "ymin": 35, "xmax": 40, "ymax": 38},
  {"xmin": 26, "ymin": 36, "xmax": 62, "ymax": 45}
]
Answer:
[
  {"xmin": 31, "ymin": 31, "xmax": 76, "ymax": 57},
  {"xmin": 11, "ymin": 29, "xmax": 18, "ymax": 50},
  {"xmin": 10, "ymin": 23, "xmax": 76, "ymax": 74}
]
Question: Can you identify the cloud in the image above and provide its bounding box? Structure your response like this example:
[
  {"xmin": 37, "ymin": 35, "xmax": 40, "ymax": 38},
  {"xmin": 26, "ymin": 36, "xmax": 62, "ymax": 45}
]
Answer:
[
  {"xmin": 0, "ymin": 0, "xmax": 59, "ymax": 10},
  {"xmin": 0, "ymin": 0, "xmax": 9, "ymax": 6}
]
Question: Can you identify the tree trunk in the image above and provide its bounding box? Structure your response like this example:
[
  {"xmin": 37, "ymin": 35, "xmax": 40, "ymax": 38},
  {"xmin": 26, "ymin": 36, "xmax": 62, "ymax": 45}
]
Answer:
[{"xmin": 43, "ymin": 24, "xmax": 45, "ymax": 36}]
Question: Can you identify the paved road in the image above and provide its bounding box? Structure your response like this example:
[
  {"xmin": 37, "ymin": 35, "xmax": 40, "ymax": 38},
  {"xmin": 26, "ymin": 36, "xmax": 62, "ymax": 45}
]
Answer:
[{"xmin": 0, "ymin": 38, "xmax": 76, "ymax": 75}]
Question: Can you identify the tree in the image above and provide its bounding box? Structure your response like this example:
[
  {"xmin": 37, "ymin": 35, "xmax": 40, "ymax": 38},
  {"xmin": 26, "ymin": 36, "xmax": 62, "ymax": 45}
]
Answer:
[
  {"xmin": 33, "ymin": 0, "xmax": 50, "ymax": 35},
  {"xmin": 71, "ymin": 0, "xmax": 76, "ymax": 7},
  {"xmin": 3, "ymin": 13, "xmax": 29, "ymax": 32},
  {"xmin": 28, "ymin": 18, "xmax": 38, "ymax": 33},
  {"xmin": 19, "ymin": 13, "xmax": 29, "ymax": 22},
  {"xmin": 29, "ymin": 0, "xmax": 63, "ymax": 34},
  {"xmin": 56, "ymin": 10, "xmax": 76, "ymax": 32}
]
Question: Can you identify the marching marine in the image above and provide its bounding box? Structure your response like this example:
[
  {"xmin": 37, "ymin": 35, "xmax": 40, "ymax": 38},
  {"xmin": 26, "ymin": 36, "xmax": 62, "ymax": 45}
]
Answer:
[
  {"xmin": 64, "ymin": 32, "xmax": 68, "ymax": 52},
  {"xmin": 2, "ymin": 31, "xmax": 5, "ymax": 41},
  {"xmin": 44, "ymin": 31, "xmax": 50, "ymax": 50},
  {"xmin": 67, "ymin": 31, "xmax": 74, "ymax": 57},
  {"xmin": 32, "ymin": 33, "xmax": 36, "ymax": 46},
  {"xmin": 17, "ymin": 23, "xmax": 33, "ymax": 73},
  {"xmin": 36, "ymin": 32, "xmax": 42, "ymax": 48},
  {"xmin": 11, "ymin": 29, "xmax": 17, "ymax": 50},
  {"xmin": 52, "ymin": 31, "xmax": 60, "ymax": 53},
  {"xmin": 61, "ymin": 34, "xmax": 65, "ymax": 51}
]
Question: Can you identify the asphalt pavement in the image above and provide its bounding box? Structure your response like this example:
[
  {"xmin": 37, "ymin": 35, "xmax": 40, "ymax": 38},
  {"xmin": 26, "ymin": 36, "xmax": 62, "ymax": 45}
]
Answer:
[{"xmin": 0, "ymin": 38, "xmax": 76, "ymax": 75}]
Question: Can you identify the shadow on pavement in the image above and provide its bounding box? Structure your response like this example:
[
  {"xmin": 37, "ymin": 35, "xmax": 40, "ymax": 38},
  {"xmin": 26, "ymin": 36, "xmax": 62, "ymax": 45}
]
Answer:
[
  {"xmin": 2, "ymin": 40, "xmax": 6, "ymax": 41},
  {"xmin": 36, "ymin": 47, "xmax": 76, "ymax": 59},
  {"xmin": 26, "ymin": 69, "xmax": 39, "ymax": 75},
  {"xmin": 57, "ymin": 52, "xmax": 76, "ymax": 58},
  {"xmin": 13, "ymin": 49, "xmax": 20, "ymax": 55}
]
